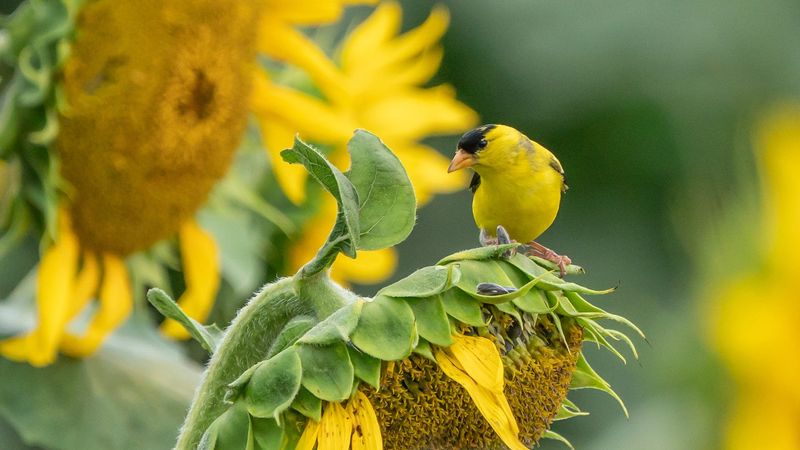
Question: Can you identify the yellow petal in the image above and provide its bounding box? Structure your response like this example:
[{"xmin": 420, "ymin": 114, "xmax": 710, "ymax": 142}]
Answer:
[
  {"xmin": 161, "ymin": 221, "xmax": 220, "ymax": 339},
  {"xmin": 360, "ymin": 85, "xmax": 478, "ymax": 143},
  {"xmin": 352, "ymin": 47, "xmax": 444, "ymax": 99},
  {"xmin": 318, "ymin": 402, "xmax": 353, "ymax": 450},
  {"xmin": 258, "ymin": 117, "xmax": 311, "ymax": 204},
  {"xmin": 251, "ymin": 75, "xmax": 354, "ymax": 144},
  {"xmin": 331, "ymin": 248, "xmax": 397, "ymax": 286},
  {"xmin": 65, "ymin": 252, "xmax": 100, "ymax": 320},
  {"xmin": 346, "ymin": 6, "xmax": 449, "ymax": 84},
  {"xmin": 435, "ymin": 349, "xmax": 526, "ymax": 450},
  {"xmin": 341, "ymin": 2, "xmax": 402, "ymax": 71},
  {"xmin": 347, "ymin": 391, "xmax": 383, "ymax": 450},
  {"xmin": 0, "ymin": 210, "xmax": 80, "ymax": 366},
  {"xmin": 258, "ymin": 19, "xmax": 348, "ymax": 104},
  {"xmin": 724, "ymin": 392, "xmax": 800, "ymax": 450},
  {"xmin": 261, "ymin": 0, "xmax": 377, "ymax": 26},
  {"xmin": 61, "ymin": 253, "xmax": 133, "ymax": 357},
  {"xmin": 295, "ymin": 419, "xmax": 320, "ymax": 450},
  {"xmin": 447, "ymin": 334, "xmax": 504, "ymax": 393}
]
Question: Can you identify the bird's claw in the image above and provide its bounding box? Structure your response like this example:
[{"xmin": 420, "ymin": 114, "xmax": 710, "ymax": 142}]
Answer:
[{"xmin": 525, "ymin": 241, "xmax": 572, "ymax": 278}]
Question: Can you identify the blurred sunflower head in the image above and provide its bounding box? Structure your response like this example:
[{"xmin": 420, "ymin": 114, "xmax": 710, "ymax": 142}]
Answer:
[
  {"xmin": 708, "ymin": 105, "xmax": 800, "ymax": 450},
  {"xmin": 0, "ymin": 0, "xmax": 475, "ymax": 366}
]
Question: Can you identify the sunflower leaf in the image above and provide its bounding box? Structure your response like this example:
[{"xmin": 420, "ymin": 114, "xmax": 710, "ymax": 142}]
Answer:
[
  {"xmin": 281, "ymin": 136, "xmax": 360, "ymax": 258},
  {"xmin": 244, "ymin": 347, "xmax": 303, "ymax": 422},
  {"xmin": 345, "ymin": 129, "xmax": 416, "ymax": 251},
  {"xmin": 405, "ymin": 294, "xmax": 453, "ymax": 346},
  {"xmin": 297, "ymin": 300, "xmax": 363, "ymax": 345},
  {"xmin": 377, "ymin": 265, "xmax": 452, "ymax": 298},
  {"xmin": 146, "ymin": 288, "xmax": 223, "ymax": 354},
  {"xmin": 351, "ymin": 295, "xmax": 416, "ymax": 360},
  {"xmin": 297, "ymin": 341, "xmax": 354, "ymax": 402}
]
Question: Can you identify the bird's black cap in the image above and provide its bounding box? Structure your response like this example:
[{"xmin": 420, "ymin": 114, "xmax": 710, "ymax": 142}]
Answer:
[{"xmin": 458, "ymin": 124, "xmax": 497, "ymax": 154}]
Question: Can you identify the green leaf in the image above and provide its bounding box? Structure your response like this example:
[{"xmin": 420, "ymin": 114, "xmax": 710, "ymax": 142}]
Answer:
[
  {"xmin": 244, "ymin": 348, "xmax": 303, "ymax": 422},
  {"xmin": 298, "ymin": 300, "xmax": 363, "ymax": 345},
  {"xmin": 297, "ymin": 341, "xmax": 354, "ymax": 402},
  {"xmin": 281, "ymin": 136, "xmax": 360, "ymax": 257},
  {"xmin": 506, "ymin": 255, "xmax": 614, "ymax": 295},
  {"xmin": 0, "ymin": 313, "xmax": 201, "ymax": 450},
  {"xmin": 437, "ymin": 244, "xmax": 520, "ymax": 265},
  {"xmin": 570, "ymin": 353, "xmax": 628, "ymax": 417},
  {"xmin": 542, "ymin": 429, "xmax": 575, "ymax": 450},
  {"xmin": 512, "ymin": 288, "xmax": 554, "ymax": 314},
  {"xmin": 290, "ymin": 387, "xmax": 322, "ymax": 422},
  {"xmin": 406, "ymin": 295, "xmax": 453, "ymax": 346},
  {"xmin": 267, "ymin": 316, "xmax": 316, "ymax": 358},
  {"xmin": 251, "ymin": 417, "xmax": 284, "ymax": 450},
  {"xmin": 412, "ymin": 338, "xmax": 435, "ymax": 361},
  {"xmin": 351, "ymin": 295, "xmax": 417, "ymax": 360},
  {"xmin": 347, "ymin": 346, "xmax": 382, "ymax": 389},
  {"xmin": 377, "ymin": 265, "xmax": 452, "ymax": 298},
  {"xmin": 146, "ymin": 288, "xmax": 223, "ymax": 354},
  {"xmin": 345, "ymin": 130, "xmax": 416, "ymax": 250},
  {"xmin": 440, "ymin": 288, "xmax": 485, "ymax": 327},
  {"xmin": 208, "ymin": 403, "xmax": 253, "ymax": 450}
]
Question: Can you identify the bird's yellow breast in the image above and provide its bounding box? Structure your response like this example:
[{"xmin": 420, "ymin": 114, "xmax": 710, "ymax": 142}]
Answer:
[{"xmin": 471, "ymin": 141, "xmax": 563, "ymax": 243}]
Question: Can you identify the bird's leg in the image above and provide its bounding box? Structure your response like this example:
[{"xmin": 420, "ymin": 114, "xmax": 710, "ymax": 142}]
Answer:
[{"xmin": 525, "ymin": 241, "xmax": 572, "ymax": 278}]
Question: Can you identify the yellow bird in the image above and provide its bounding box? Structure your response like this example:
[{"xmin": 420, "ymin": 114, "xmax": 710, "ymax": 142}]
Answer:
[{"xmin": 448, "ymin": 124, "xmax": 572, "ymax": 275}]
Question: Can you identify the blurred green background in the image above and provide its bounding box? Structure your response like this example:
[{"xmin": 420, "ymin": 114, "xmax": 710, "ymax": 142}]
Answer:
[{"xmin": 3, "ymin": 0, "xmax": 799, "ymax": 448}]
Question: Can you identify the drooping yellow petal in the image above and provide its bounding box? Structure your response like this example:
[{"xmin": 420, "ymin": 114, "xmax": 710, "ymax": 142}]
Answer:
[
  {"xmin": 331, "ymin": 248, "xmax": 397, "ymax": 286},
  {"xmin": 65, "ymin": 252, "xmax": 100, "ymax": 321},
  {"xmin": 347, "ymin": 391, "xmax": 383, "ymax": 450},
  {"xmin": 295, "ymin": 419, "xmax": 320, "ymax": 450},
  {"xmin": 318, "ymin": 402, "xmax": 353, "ymax": 450},
  {"xmin": 0, "ymin": 210, "xmax": 80, "ymax": 366},
  {"xmin": 61, "ymin": 253, "xmax": 133, "ymax": 357},
  {"xmin": 448, "ymin": 334, "xmax": 504, "ymax": 393},
  {"xmin": 161, "ymin": 221, "xmax": 220, "ymax": 339},
  {"xmin": 435, "ymin": 348, "xmax": 526, "ymax": 450}
]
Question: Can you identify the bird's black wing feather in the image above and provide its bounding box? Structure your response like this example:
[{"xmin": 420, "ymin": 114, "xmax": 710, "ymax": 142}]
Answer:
[
  {"xmin": 549, "ymin": 157, "xmax": 568, "ymax": 192},
  {"xmin": 469, "ymin": 172, "xmax": 481, "ymax": 193}
]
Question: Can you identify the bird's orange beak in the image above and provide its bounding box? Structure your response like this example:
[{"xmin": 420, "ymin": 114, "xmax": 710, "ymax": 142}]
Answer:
[{"xmin": 447, "ymin": 149, "xmax": 475, "ymax": 173}]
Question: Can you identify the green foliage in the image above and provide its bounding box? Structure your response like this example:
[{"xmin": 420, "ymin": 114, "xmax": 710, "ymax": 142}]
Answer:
[{"xmin": 147, "ymin": 288, "xmax": 223, "ymax": 353}]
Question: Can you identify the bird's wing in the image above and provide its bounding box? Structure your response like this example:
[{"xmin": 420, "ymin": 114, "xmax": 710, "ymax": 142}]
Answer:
[
  {"xmin": 469, "ymin": 172, "xmax": 481, "ymax": 193},
  {"xmin": 549, "ymin": 156, "xmax": 569, "ymax": 192}
]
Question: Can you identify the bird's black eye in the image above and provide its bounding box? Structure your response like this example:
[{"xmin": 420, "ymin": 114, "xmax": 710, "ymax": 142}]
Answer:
[{"xmin": 478, "ymin": 139, "xmax": 488, "ymax": 148}]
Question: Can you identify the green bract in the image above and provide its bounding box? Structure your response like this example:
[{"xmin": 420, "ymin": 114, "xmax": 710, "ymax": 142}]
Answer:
[{"xmin": 148, "ymin": 131, "xmax": 643, "ymax": 450}]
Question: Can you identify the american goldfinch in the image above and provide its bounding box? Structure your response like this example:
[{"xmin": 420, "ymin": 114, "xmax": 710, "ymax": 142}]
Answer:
[{"xmin": 448, "ymin": 124, "xmax": 572, "ymax": 275}]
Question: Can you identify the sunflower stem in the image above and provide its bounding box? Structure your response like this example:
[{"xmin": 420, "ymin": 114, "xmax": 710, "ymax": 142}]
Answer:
[{"xmin": 175, "ymin": 277, "xmax": 311, "ymax": 450}]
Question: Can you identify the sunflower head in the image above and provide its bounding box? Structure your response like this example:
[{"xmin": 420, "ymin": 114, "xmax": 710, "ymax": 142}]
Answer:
[
  {"xmin": 150, "ymin": 132, "xmax": 641, "ymax": 449},
  {"xmin": 56, "ymin": 0, "xmax": 260, "ymax": 255}
]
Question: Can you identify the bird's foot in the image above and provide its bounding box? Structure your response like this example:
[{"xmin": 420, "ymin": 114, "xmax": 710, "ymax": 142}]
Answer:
[
  {"xmin": 479, "ymin": 226, "xmax": 517, "ymax": 257},
  {"xmin": 524, "ymin": 241, "xmax": 572, "ymax": 278}
]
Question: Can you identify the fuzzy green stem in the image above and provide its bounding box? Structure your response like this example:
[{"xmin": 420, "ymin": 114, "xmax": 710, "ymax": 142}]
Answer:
[{"xmin": 175, "ymin": 277, "xmax": 309, "ymax": 449}]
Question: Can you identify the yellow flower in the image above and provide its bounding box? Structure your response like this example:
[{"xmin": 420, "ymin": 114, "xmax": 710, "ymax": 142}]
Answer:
[
  {"xmin": 709, "ymin": 105, "xmax": 800, "ymax": 450},
  {"xmin": 296, "ymin": 391, "xmax": 382, "ymax": 450},
  {"xmin": 251, "ymin": 2, "xmax": 478, "ymax": 284},
  {"xmin": 435, "ymin": 334, "xmax": 527, "ymax": 450},
  {"xmin": 0, "ymin": 0, "xmax": 376, "ymax": 366}
]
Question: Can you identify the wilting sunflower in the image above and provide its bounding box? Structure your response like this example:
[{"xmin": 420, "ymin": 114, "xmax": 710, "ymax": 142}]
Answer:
[
  {"xmin": 708, "ymin": 105, "xmax": 800, "ymax": 450},
  {"xmin": 251, "ymin": 2, "xmax": 478, "ymax": 285},
  {"xmin": 1, "ymin": 0, "xmax": 479, "ymax": 367},
  {"xmin": 151, "ymin": 133, "xmax": 640, "ymax": 450}
]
